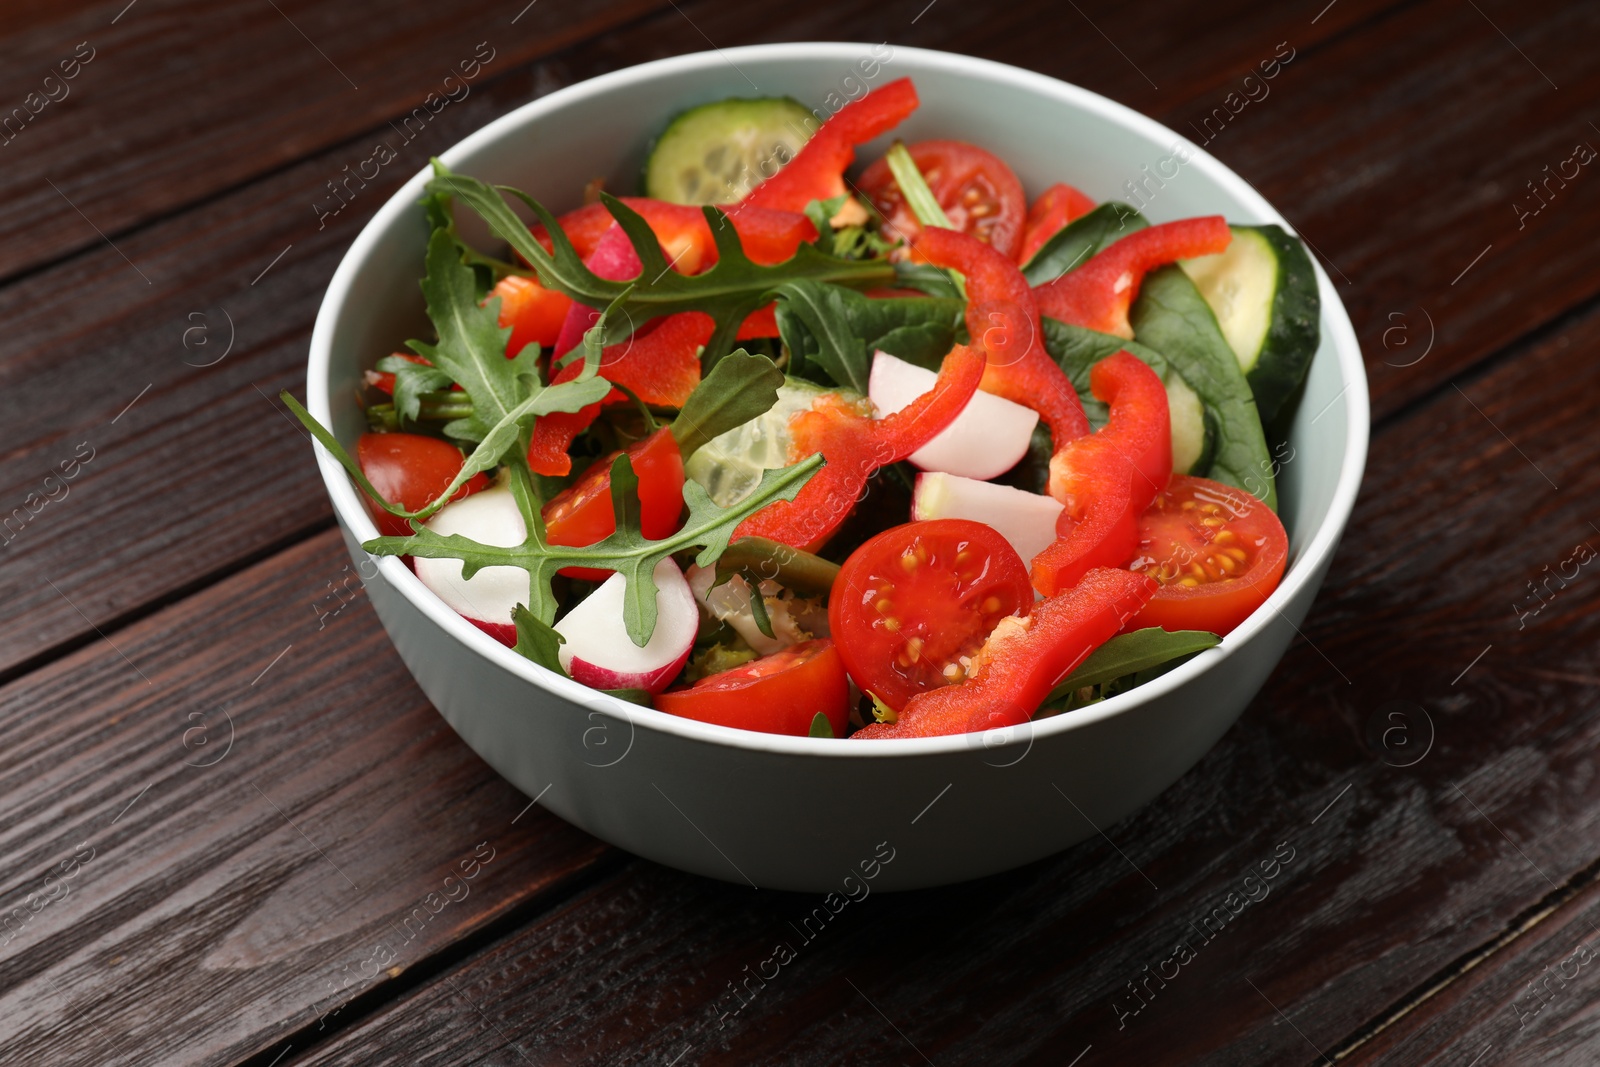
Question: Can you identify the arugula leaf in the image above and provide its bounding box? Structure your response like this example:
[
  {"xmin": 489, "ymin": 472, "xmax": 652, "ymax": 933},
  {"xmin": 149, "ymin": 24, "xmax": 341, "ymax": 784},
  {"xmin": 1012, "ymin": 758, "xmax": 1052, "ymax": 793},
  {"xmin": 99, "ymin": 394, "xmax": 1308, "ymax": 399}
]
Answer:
[
  {"xmin": 375, "ymin": 355, "xmax": 453, "ymax": 425},
  {"xmin": 418, "ymin": 159, "xmax": 529, "ymax": 297},
  {"xmin": 1130, "ymin": 265, "xmax": 1276, "ymax": 509},
  {"xmin": 771, "ymin": 279, "xmax": 963, "ymax": 391},
  {"xmin": 893, "ymin": 262, "xmax": 965, "ymax": 300},
  {"xmin": 288, "ymin": 231, "xmax": 615, "ymax": 524},
  {"xmin": 1043, "ymin": 628, "xmax": 1220, "ymax": 703},
  {"xmin": 366, "ymin": 453, "xmax": 824, "ymax": 646},
  {"xmin": 670, "ymin": 349, "xmax": 785, "ymax": 461},
  {"xmin": 808, "ymin": 712, "xmax": 835, "ymax": 738},
  {"xmin": 512, "ymin": 604, "xmax": 568, "ymax": 676},
  {"xmin": 1020, "ymin": 201, "xmax": 1148, "ymax": 286},
  {"xmin": 430, "ymin": 165, "xmax": 895, "ymax": 369}
]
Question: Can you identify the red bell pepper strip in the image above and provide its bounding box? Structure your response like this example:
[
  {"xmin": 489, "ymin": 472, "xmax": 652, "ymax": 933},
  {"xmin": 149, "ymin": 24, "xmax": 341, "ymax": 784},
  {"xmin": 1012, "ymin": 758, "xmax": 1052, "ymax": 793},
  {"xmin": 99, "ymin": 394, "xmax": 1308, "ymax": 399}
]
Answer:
[
  {"xmin": 493, "ymin": 275, "xmax": 572, "ymax": 354},
  {"xmin": 1031, "ymin": 350, "xmax": 1171, "ymax": 596},
  {"xmin": 534, "ymin": 198, "xmax": 818, "ymax": 263},
  {"xmin": 913, "ymin": 226, "xmax": 1091, "ymax": 446},
  {"xmin": 528, "ymin": 311, "xmax": 712, "ymax": 476},
  {"xmin": 852, "ymin": 567, "xmax": 1157, "ymax": 739},
  {"xmin": 551, "ymin": 201, "xmax": 818, "ymax": 357},
  {"xmin": 543, "ymin": 425, "xmax": 685, "ymax": 580},
  {"xmin": 1032, "ymin": 217, "xmax": 1231, "ymax": 338},
  {"xmin": 1018, "ymin": 182, "xmax": 1097, "ymax": 265},
  {"xmin": 738, "ymin": 78, "xmax": 920, "ymax": 213},
  {"xmin": 733, "ymin": 342, "xmax": 987, "ymax": 552}
]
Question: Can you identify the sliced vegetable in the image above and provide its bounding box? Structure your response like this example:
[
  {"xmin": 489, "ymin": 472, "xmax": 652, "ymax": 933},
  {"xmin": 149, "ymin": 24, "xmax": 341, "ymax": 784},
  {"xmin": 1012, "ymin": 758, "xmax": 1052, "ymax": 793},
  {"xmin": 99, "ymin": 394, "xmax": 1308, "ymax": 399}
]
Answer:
[
  {"xmin": 1181, "ymin": 224, "xmax": 1320, "ymax": 426},
  {"xmin": 910, "ymin": 471, "xmax": 1064, "ymax": 566},
  {"xmin": 1129, "ymin": 264, "xmax": 1277, "ymax": 509},
  {"xmin": 1032, "ymin": 351, "xmax": 1171, "ymax": 596},
  {"xmin": 655, "ymin": 639, "xmax": 849, "ymax": 736},
  {"xmin": 1123, "ymin": 474, "xmax": 1288, "ymax": 635},
  {"xmin": 684, "ymin": 377, "xmax": 835, "ymax": 508},
  {"xmin": 732, "ymin": 341, "xmax": 986, "ymax": 550},
  {"xmin": 644, "ymin": 96, "xmax": 817, "ymax": 205},
  {"xmin": 414, "ymin": 484, "xmax": 529, "ymax": 646},
  {"xmin": 859, "ymin": 139, "xmax": 1028, "ymax": 258},
  {"xmin": 1018, "ymin": 182, "xmax": 1097, "ymax": 265},
  {"xmin": 1032, "ymin": 217, "xmax": 1232, "ymax": 338},
  {"xmin": 852, "ymin": 567, "xmax": 1157, "ymax": 739},
  {"xmin": 554, "ymin": 558, "xmax": 698, "ymax": 691},
  {"xmin": 868, "ymin": 351, "xmax": 1038, "ymax": 480},
  {"xmin": 492, "ymin": 274, "xmax": 571, "ymax": 356},
  {"xmin": 740, "ymin": 78, "xmax": 920, "ymax": 212},
  {"xmin": 356, "ymin": 433, "xmax": 489, "ymax": 539},
  {"xmin": 543, "ymin": 427, "xmax": 685, "ymax": 581},
  {"xmin": 913, "ymin": 226, "xmax": 1091, "ymax": 448},
  {"xmin": 1039, "ymin": 318, "xmax": 1212, "ymax": 476},
  {"xmin": 828, "ymin": 519, "xmax": 1035, "ymax": 711}
]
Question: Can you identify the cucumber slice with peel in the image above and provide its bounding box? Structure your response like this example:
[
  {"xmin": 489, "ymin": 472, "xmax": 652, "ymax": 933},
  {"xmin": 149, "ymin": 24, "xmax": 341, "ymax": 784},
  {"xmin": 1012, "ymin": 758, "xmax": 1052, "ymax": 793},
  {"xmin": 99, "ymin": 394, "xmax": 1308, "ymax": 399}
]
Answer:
[
  {"xmin": 684, "ymin": 378, "xmax": 844, "ymax": 507},
  {"xmin": 644, "ymin": 97, "xmax": 817, "ymax": 205},
  {"xmin": 1181, "ymin": 224, "xmax": 1320, "ymax": 426}
]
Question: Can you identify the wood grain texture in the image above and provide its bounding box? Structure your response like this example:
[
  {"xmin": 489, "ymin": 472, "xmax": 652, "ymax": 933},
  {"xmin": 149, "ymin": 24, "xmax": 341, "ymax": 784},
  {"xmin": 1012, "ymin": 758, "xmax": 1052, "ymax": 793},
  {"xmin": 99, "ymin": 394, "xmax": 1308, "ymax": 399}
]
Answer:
[
  {"xmin": 0, "ymin": 528, "xmax": 610, "ymax": 1067},
  {"xmin": 289, "ymin": 293, "xmax": 1600, "ymax": 1065},
  {"xmin": 0, "ymin": 0, "xmax": 667, "ymax": 282}
]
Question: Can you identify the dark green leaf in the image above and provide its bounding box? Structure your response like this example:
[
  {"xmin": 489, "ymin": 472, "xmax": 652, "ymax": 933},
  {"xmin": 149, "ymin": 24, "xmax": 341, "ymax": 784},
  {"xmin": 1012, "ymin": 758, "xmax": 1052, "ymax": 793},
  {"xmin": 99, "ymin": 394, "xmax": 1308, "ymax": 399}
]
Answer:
[
  {"xmin": 770, "ymin": 279, "xmax": 962, "ymax": 392},
  {"xmin": 746, "ymin": 580, "xmax": 776, "ymax": 639},
  {"xmin": 1130, "ymin": 265, "xmax": 1276, "ymax": 509},
  {"xmin": 1039, "ymin": 317, "xmax": 1178, "ymax": 433},
  {"xmin": 808, "ymin": 712, "xmax": 835, "ymax": 738},
  {"xmin": 1043, "ymin": 628, "xmax": 1220, "ymax": 704},
  {"xmin": 1020, "ymin": 201, "xmax": 1148, "ymax": 286},
  {"xmin": 512, "ymin": 605, "xmax": 568, "ymax": 676},
  {"xmin": 670, "ymin": 349, "xmax": 785, "ymax": 460},
  {"xmin": 603, "ymin": 688, "xmax": 654, "ymax": 707},
  {"xmin": 893, "ymin": 262, "xmax": 964, "ymax": 300}
]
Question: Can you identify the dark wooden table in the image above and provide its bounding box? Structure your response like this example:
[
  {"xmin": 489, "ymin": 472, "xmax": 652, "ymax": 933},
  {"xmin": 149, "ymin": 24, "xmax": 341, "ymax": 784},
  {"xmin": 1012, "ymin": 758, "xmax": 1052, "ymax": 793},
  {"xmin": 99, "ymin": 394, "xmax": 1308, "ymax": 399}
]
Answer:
[{"xmin": 2, "ymin": 1, "xmax": 1596, "ymax": 1063}]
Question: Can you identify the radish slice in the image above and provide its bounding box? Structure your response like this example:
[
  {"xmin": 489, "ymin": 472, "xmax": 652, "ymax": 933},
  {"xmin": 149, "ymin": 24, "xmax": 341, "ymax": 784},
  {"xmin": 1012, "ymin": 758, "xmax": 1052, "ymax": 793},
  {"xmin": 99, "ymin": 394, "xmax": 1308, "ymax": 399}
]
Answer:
[
  {"xmin": 555, "ymin": 558, "xmax": 697, "ymax": 692},
  {"xmin": 869, "ymin": 351, "xmax": 1039, "ymax": 480},
  {"xmin": 912, "ymin": 471, "xmax": 1065, "ymax": 565},
  {"xmin": 414, "ymin": 485, "xmax": 529, "ymax": 645},
  {"xmin": 552, "ymin": 224, "xmax": 641, "ymax": 356}
]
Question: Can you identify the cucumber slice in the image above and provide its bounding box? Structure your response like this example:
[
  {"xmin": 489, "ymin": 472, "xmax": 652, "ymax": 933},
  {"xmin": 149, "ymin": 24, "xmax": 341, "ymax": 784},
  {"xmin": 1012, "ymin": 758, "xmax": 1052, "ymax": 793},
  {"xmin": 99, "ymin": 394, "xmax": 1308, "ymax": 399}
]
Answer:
[
  {"xmin": 684, "ymin": 377, "xmax": 844, "ymax": 507},
  {"xmin": 1181, "ymin": 224, "xmax": 1320, "ymax": 426},
  {"xmin": 1165, "ymin": 374, "xmax": 1207, "ymax": 476},
  {"xmin": 644, "ymin": 97, "xmax": 817, "ymax": 205},
  {"xmin": 1129, "ymin": 265, "xmax": 1276, "ymax": 510}
]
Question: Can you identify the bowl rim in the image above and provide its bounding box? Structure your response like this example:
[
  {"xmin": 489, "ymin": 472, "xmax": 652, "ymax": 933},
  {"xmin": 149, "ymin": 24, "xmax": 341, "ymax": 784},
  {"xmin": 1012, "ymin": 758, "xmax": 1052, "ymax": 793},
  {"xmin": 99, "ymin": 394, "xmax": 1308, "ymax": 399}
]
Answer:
[{"xmin": 307, "ymin": 41, "xmax": 1369, "ymax": 760}]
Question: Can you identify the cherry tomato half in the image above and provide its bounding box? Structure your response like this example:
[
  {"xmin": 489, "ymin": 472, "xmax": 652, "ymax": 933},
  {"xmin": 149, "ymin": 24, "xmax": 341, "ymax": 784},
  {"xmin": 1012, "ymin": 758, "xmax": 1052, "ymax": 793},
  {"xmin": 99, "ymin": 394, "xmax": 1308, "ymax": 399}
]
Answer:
[
  {"xmin": 828, "ymin": 519, "xmax": 1034, "ymax": 711},
  {"xmin": 655, "ymin": 639, "xmax": 849, "ymax": 737},
  {"xmin": 543, "ymin": 426, "xmax": 685, "ymax": 581},
  {"xmin": 858, "ymin": 140, "xmax": 1028, "ymax": 260},
  {"xmin": 357, "ymin": 432, "xmax": 488, "ymax": 539},
  {"xmin": 1123, "ymin": 475, "xmax": 1289, "ymax": 636}
]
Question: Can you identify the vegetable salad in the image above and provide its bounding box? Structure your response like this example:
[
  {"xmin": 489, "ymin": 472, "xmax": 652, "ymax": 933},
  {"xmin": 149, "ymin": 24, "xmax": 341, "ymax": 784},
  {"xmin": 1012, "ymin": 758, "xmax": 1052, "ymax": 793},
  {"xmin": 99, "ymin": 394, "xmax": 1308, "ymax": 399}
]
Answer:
[{"xmin": 292, "ymin": 77, "xmax": 1318, "ymax": 740}]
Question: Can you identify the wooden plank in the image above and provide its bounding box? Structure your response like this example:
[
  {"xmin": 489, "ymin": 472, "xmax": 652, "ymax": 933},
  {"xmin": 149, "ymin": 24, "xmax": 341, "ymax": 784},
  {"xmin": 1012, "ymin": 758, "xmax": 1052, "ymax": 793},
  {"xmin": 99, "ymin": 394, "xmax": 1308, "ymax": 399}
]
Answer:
[
  {"xmin": 0, "ymin": 0, "xmax": 667, "ymax": 282},
  {"xmin": 288, "ymin": 291, "xmax": 1600, "ymax": 1064},
  {"xmin": 0, "ymin": 527, "xmax": 612, "ymax": 1067},
  {"xmin": 0, "ymin": 0, "xmax": 1402, "ymax": 676},
  {"xmin": 1156, "ymin": 0, "xmax": 1600, "ymax": 421}
]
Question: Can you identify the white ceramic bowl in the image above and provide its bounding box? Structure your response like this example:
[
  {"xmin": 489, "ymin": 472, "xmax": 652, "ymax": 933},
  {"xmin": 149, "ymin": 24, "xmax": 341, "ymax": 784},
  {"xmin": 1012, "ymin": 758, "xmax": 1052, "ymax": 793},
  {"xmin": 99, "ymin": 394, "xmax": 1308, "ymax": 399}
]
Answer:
[{"xmin": 307, "ymin": 43, "xmax": 1368, "ymax": 892}]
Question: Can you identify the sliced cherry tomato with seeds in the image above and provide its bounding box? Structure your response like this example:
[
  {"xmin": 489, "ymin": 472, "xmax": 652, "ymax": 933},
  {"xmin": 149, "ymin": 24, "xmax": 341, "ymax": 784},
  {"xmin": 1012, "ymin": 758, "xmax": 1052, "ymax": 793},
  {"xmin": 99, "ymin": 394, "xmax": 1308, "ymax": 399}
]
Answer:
[
  {"xmin": 828, "ymin": 519, "xmax": 1034, "ymax": 711},
  {"xmin": 655, "ymin": 639, "xmax": 849, "ymax": 737},
  {"xmin": 859, "ymin": 140, "xmax": 1028, "ymax": 259},
  {"xmin": 1123, "ymin": 474, "xmax": 1288, "ymax": 636}
]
